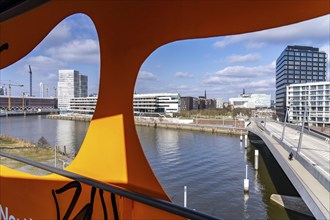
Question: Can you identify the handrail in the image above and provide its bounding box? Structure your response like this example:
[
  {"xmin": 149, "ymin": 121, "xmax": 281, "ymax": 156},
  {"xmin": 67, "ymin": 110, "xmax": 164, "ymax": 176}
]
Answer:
[{"xmin": 0, "ymin": 151, "xmax": 221, "ymax": 220}]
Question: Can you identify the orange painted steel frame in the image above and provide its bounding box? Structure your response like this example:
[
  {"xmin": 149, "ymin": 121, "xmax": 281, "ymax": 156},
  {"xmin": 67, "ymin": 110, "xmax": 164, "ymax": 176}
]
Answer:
[{"xmin": 0, "ymin": 0, "xmax": 329, "ymax": 219}]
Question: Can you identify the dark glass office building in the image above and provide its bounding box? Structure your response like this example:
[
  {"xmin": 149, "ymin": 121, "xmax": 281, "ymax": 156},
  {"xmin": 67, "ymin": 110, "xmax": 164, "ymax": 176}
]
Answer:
[{"xmin": 275, "ymin": 45, "xmax": 327, "ymax": 121}]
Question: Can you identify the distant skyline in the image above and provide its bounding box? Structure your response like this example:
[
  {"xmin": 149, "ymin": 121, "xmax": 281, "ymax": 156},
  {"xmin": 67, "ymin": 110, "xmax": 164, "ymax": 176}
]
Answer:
[{"xmin": 1, "ymin": 13, "xmax": 329, "ymax": 101}]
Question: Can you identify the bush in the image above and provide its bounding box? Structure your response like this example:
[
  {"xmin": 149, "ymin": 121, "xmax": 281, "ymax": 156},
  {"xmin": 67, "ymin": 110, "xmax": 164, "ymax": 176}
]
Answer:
[{"xmin": 37, "ymin": 136, "xmax": 50, "ymax": 148}]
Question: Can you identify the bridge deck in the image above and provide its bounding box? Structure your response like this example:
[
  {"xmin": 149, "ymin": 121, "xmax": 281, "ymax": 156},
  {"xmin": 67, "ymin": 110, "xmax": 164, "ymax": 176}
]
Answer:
[
  {"xmin": 247, "ymin": 120, "xmax": 330, "ymax": 219},
  {"xmin": 266, "ymin": 121, "xmax": 330, "ymax": 176}
]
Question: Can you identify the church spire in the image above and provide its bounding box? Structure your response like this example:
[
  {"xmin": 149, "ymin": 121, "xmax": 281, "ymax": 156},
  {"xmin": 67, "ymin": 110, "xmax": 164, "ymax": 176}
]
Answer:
[{"xmin": 204, "ymin": 90, "xmax": 207, "ymax": 99}]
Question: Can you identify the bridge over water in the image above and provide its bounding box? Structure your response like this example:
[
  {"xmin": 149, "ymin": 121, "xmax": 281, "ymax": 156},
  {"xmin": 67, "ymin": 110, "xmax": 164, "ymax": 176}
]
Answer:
[{"xmin": 247, "ymin": 119, "xmax": 330, "ymax": 219}]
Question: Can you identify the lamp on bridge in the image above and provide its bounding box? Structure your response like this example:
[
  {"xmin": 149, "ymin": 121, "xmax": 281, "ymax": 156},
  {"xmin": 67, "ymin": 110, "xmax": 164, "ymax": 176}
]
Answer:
[{"xmin": 281, "ymin": 105, "xmax": 292, "ymax": 142}]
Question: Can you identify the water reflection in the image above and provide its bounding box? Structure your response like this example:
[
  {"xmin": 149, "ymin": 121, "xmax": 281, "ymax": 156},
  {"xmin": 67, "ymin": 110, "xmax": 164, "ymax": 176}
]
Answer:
[
  {"xmin": 1, "ymin": 117, "xmax": 312, "ymax": 219},
  {"xmin": 0, "ymin": 115, "xmax": 89, "ymax": 155},
  {"xmin": 56, "ymin": 119, "xmax": 75, "ymax": 155},
  {"xmin": 243, "ymin": 192, "xmax": 250, "ymax": 219}
]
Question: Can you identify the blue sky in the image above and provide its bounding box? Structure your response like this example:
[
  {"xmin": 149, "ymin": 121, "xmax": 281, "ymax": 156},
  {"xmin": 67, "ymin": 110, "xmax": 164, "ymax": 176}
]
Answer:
[{"xmin": 1, "ymin": 14, "xmax": 329, "ymax": 101}]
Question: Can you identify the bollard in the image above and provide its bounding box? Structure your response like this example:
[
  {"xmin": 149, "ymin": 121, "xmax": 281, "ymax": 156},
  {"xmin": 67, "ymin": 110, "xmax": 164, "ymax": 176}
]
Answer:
[
  {"xmin": 244, "ymin": 134, "xmax": 248, "ymax": 148},
  {"xmin": 54, "ymin": 146, "xmax": 57, "ymax": 168},
  {"xmin": 184, "ymin": 186, "xmax": 187, "ymax": 208},
  {"xmin": 254, "ymin": 149, "xmax": 259, "ymax": 170},
  {"xmin": 244, "ymin": 165, "xmax": 249, "ymax": 192},
  {"xmin": 240, "ymin": 135, "xmax": 243, "ymax": 142},
  {"xmin": 64, "ymin": 145, "xmax": 67, "ymax": 155}
]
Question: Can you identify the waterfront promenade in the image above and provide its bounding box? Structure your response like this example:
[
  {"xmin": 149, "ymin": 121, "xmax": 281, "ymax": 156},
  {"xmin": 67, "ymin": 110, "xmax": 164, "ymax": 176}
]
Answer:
[{"xmin": 247, "ymin": 120, "xmax": 330, "ymax": 219}]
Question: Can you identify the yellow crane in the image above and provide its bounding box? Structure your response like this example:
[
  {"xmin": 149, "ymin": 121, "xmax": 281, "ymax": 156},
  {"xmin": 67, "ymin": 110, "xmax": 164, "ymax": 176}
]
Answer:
[{"xmin": 2, "ymin": 80, "xmax": 24, "ymax": 111}]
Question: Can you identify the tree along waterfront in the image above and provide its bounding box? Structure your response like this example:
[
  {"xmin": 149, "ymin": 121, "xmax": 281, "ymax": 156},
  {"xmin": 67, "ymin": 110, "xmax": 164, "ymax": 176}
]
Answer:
[{"xmin": 0, "ymin": 115, "xmax": 313, "ymax": 219}]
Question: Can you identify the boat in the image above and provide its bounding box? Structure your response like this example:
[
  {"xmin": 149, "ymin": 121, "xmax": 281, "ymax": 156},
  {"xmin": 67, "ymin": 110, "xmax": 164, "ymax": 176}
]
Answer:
[{"xmin": 0, "ymin": 1, "xmax": 328, "ymax": 219}]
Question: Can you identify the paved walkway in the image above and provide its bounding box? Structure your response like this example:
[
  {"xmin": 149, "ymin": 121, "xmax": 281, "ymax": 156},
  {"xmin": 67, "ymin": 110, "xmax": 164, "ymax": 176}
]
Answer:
[
  {"xmin": 265, "ymin": 121, "xmax": 330, "ymax": 176},
  {"xmin": 247, "ymin": 120, "xmax": 330, "ymax": 219}
]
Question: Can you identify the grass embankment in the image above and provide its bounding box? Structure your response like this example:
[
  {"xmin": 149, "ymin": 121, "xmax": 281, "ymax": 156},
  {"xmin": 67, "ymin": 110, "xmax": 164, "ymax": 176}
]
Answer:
[{"xmin": 0, "ymin": 135, "xmax": 72, "ymax": 175}]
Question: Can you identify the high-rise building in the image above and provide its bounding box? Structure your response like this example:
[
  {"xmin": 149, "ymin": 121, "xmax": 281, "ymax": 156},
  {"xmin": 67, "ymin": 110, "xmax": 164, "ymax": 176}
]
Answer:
[
  {"xmin": 275, "ymin": 45, "xmax": 327, "ymax": 121},
  {"xmin": 79, "ymin": 74, "xmax": 88, "ymax": 97},
  {"xmin": 57, "ymin": 70, "xmax": 88, "ymax": 109}
]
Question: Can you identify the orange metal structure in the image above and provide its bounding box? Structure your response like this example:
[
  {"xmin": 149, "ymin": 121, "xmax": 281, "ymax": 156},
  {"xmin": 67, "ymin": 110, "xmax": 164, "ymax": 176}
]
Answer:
[{"xmin": 0, "ymin": 0, "xmax": 329, "ymax": 219}]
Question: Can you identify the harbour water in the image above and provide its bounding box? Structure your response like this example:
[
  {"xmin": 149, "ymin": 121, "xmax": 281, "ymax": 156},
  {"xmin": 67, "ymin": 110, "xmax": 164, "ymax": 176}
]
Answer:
[{"xmin": 0, "ymin": 116, "xmax": 312, "ymax": 219}]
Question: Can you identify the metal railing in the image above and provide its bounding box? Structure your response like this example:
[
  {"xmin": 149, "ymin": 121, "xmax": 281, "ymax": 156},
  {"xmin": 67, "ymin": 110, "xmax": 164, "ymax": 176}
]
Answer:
[{"xmin": 0, "ymin": 151, "xmax": 221, "ymax": 220}]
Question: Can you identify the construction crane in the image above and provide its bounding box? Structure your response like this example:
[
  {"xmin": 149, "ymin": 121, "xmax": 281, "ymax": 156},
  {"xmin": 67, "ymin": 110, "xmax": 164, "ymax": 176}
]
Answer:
[
  {"xmin": 22, "ymin": 92, "xmax": 25, "ymax": 111},
  {"xmin": 2, "ymin": 80, "xmax": 24, "ymax": 111},
  {"xmin": 29, "ymin": 65, "xmax": 32, "ymax": 97}
]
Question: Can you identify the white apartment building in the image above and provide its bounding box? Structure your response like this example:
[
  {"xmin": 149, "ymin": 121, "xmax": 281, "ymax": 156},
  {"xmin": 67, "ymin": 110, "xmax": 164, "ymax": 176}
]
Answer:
[
  {"xmin": 229, "ymin": 94, "xmax": 271, "ymax": 109},
  {"xmin": 57, "ymin": 70, "xmax": 88, "ymax": 109},
  {"xmin": 133, "ymin": 93, "xmax": 180, "ymax": 114},
  {"xmin": 286, "ymin": 81, "xmax": 330, "ymax": 126}
]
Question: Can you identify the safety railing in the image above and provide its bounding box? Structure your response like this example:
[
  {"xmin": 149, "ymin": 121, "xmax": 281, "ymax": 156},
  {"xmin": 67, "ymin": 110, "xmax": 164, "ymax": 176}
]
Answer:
[{"xmin": 0, "ymin": 151, "xmax": 221, "ymax": 220}]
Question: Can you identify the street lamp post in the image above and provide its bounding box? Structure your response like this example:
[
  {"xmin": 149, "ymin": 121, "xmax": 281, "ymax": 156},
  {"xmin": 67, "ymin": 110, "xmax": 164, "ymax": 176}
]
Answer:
[
  {"xmin": 281, "ymin": 107, "xmax": 290, "ymax": 142},
  {"xmin": 296, "ymin": 104, "xmax": 307, "ymax": 157}
]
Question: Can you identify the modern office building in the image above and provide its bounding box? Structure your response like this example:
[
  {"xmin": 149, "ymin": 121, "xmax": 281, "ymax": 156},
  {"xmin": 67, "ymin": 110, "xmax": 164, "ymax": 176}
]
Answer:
[
  {"xmin": 69, "ymin": 97, "xmax": 97, "ymax": 114},
  {"xmin": 229, "ymin": 93, "xmax": 271, "ymax": 109},
  {"xmin": 57, "ymin": 70, "xmax": 88, "ymax": 109},
  {"xmin": 276, "ymin": 45, "xmax": 327, "ymax": 121},
  {"xmin": 133, "ymin": 93, "xmax": 180, "ymax": 114},
  {"xmin": 79, "ymin": 74, "xmax": 88, "ymax": 97},
  {"xmin": 286, "ymin": 81, "xmax": 330, "ymax": 127}
]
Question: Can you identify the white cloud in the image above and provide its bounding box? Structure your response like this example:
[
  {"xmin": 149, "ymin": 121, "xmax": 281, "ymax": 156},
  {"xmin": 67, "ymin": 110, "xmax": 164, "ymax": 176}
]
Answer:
[
  {"xmin": 202, "ymin": 63, "xmax": 276, "ymax": 99},
  {"xmin": 213, "ymin": 36, "xmax": 240, "ymax": 48},
  {"xmin": 255, "ymin": 87, "xmax": 274, "ymax": 92},
  {"xmin": 226, "ymin": 53, "xmax": 261, "ymax": 63},
  {"xmin": 213, "ymin": 15, "xmax": 329, "ymax": 49},
  {"xmin": 203, "ymin": 76, "xmax": 246, "ymax": 84},
  {"xmin": 239, "ymin": 79, "xmax": 274, "ymax": 88},
  {"xmin": 138, "ymin": 71, "xmax": 158, "ymax": 80},
  {"xmin": 38, "ymin": 21, "xmax": 73, "ymax": 49},
  {"xmin": 48, "ymin": 21, "xmax": 72, "ymax": 40},
  {"xmin": 27, "ymin": 56, "xmax": 66, "ymax": 71},
  {"xmin": 46, "ymin": 39, "xmax": 100, "ymax": 64},
  {"xmin": 245, "ymin": 42, "xmax": 266, "ymax": 49},
  {"xmin": 175, "ymin": 71, "xmax": 193, "ymax": 78},
  {"xmin": 214, "ymin": 63, "xmax": 275, "ymax": 78}
]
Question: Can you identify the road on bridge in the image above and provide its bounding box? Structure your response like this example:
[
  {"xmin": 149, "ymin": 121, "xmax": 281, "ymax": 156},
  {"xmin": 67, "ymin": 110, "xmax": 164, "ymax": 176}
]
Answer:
[
  {"xmin": 248, "ymin": 119, "xmax": 330, "ymax": 219},
  {"xmin": 264, "ymin": 121, "xmax": 330, "ymax": 178}
]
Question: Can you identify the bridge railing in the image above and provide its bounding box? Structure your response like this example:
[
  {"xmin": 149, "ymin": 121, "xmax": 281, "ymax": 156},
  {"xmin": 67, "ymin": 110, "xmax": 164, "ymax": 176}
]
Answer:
[{"xmin": 250, "ymin": 121, "xmax": 330, "ymax": 191}]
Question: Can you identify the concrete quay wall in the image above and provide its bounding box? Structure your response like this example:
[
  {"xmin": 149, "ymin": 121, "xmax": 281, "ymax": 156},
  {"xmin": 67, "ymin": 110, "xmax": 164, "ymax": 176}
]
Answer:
[
  {"xmin": 47, "ymin": 114, "xmax": 92, "ymax": 122},
  {"xmin": 135, "ymin": 117, "xmax": 247, "ymax": 135},
  {"xmin": 46, "ymin": 115, "xmax": 248, "ymax": 135}
]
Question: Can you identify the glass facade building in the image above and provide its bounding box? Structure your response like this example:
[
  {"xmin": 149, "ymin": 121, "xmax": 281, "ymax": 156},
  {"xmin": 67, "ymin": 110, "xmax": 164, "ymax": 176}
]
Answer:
[{"xmin": 275, "ymin": 46, "xmax": 327, "ymax": 121}]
